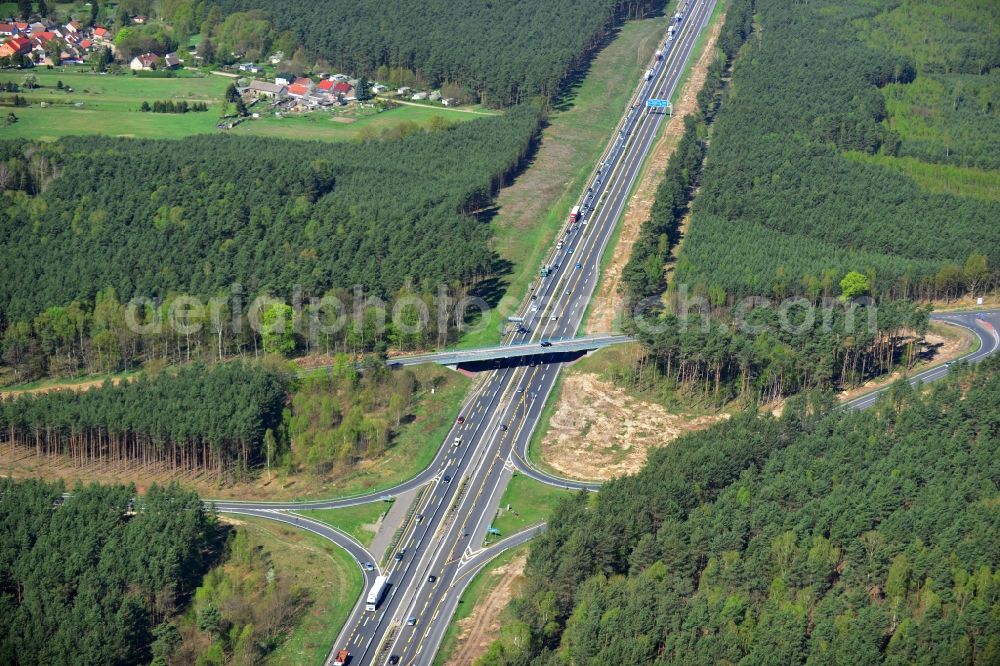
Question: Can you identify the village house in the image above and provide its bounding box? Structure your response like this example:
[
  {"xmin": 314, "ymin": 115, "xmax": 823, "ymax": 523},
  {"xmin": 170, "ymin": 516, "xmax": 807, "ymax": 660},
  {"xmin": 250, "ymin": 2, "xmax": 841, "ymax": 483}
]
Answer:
[
  {"xmin": 247, "ymin": 79, "xmax": 287, "ymax": 100},
  {"xmin": 286, "ymin": 82, "xmax": 309, "ymax": 98},
  {"xmin": 332, "ymin": 81, "xmax": 353, "ymax": 97},
  {"xmin": 93, "ymin": 27, "xmax": 110, "ymax": 42},
  {"xmin": 442, "ymin": 97, "xmax": 460, "ymax": 107},
  {"xmin": 163, "ymin": 52, "xmax": 181, "ymax": 68},
  {"xmin": 0, "ymin": 23, "xmax": 15, "ymax": 37},
  {"xmin": 130, "ymin": 52, "xmax": 158, "ymax": 70},
  {"xmin": 0, "ymin": 36, "xmax": 32, "ymax": 58},
  {"xmin": 64, "ymin": 20, "xmax": 80, "ymax": 34},
  {"xmin": 291, "ymin": 77, "xmax": 315, "ymax": 92}
]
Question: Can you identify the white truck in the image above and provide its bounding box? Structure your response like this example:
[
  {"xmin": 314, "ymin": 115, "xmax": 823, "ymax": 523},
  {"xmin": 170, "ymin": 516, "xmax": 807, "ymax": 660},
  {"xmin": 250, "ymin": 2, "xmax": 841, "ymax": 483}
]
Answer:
[{"xmin": 365, "ymin": 575, "xmax": 388, "ymax": 612}]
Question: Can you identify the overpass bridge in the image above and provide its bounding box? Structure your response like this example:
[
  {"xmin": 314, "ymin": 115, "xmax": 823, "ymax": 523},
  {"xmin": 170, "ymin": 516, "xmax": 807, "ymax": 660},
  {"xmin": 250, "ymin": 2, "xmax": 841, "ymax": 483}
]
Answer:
[{"xmin": 387, "ymin": 334, "xmax": 632, "ymax": 368}]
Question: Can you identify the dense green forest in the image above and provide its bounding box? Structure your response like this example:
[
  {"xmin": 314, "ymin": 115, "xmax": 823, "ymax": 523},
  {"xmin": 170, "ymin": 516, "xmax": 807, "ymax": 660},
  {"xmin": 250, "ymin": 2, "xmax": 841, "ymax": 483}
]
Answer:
[
  {"xmin": 0, "ymin": 362, "xmax": 286, "ymax": 476},
  {"xmin": 481, "ymin": 357, "xmax": 1000, "ymax": 664},
  {"xmin": 0, "ymin": 104, "xmax": 542, "ymax": 382},
  {"xmin": 672, "ymin": 0, "xmax": 1000, "ymax": 302},
  {"xmin": 202, "ymin": 0, "xmax": 664, "ymax": 106},
  {"xmin": 0, "ymin": 479, "xmax": 217, "ymax": 665},
  {"xmin": 858, "ymin": 0, "xmax": 1000, "ymax": 171}
]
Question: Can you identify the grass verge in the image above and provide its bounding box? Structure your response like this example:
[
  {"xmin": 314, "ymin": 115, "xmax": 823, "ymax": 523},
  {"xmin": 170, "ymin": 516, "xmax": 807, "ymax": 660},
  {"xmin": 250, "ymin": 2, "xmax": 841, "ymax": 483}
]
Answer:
[
  {"xmin": 295, "ymin": 502, "xmax": 391, "ymax": 547},
  {"xmin": 525, "ymin": 372, "xmax": 571, "ymax": 478},
  {"xmin": 486, "ymin": 474, "xmax": 572, "ymax": 543}
]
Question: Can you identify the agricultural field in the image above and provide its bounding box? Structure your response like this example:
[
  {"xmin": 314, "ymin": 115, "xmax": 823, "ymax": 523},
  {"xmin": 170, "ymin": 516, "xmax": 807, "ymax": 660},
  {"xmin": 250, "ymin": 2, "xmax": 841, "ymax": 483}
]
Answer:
[
  {"xmin": 229, "ymin": 101, "xmax": 482, "ymax": 142},
  {"xmin": 3, "ymin": 69, "xmax": 229, "ymax": 140}
]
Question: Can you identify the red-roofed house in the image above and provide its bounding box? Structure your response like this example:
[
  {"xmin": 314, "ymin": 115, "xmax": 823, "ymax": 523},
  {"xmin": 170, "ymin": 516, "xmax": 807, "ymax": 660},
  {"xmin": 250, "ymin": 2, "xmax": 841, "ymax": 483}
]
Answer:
[
  {"xmin": 79, "ymin": 38, "xmax": 93, "ymax": 49},
  {"xmin": 0, "ymin": 36, "xmax": 31, "ymax": 58},
  {"xmin": 292, "ymin": 77, "xmax": 315, "ymax": 91},
  {"xmin": 34, "ymin": 31, "xmax": 56, "ymax": 42},
  {"xmin": 317, "ymin": 78, "xmax": 335, "ymax": 92},
  {"xmin": 65, "ymin": 20, "xmax": 80, "ymax": 34},
  {"xmin": 332, "ymin": 81, "xmax": 353, "ymax": 95},
  {"xmin": 286, "ymin": 83, "xmax": 309, "ymax": 97},
  {"xmin": 0, "ymin": 23, "xmax": 14, "ymax": 36},
  {"xmin": 130, "ymin": 52, "xmax": 158, "ymax": 70},
  {"xmin": 14, "ymin": 23, "xmax": 29, "ymax": 33},
  {"xmin": 93, "ymin": 27, "xmax": 110, "ymax": 42}
]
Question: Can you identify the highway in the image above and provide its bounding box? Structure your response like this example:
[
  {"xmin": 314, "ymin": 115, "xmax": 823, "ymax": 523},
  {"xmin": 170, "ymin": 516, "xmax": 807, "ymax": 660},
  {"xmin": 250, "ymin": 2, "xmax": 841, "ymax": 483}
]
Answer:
[
  {"xmin": 204, "ymin": 0, "xmax": 1000, "ymax": 659},
  {"xmin": 336, "ymin": 2, "xmax": 720, "ymax": 664}
]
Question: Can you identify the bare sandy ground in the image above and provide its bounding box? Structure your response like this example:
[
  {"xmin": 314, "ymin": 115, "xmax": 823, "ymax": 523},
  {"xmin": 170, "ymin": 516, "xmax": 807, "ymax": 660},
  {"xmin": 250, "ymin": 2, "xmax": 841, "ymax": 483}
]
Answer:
[{"xmin": 541, "ymin": 373, "xmax": 727, "ymax": 480}]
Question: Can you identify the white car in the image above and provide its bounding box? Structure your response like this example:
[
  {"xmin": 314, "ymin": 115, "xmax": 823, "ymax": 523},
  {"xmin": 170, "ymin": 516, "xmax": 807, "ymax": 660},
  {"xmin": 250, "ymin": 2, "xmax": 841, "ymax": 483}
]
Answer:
[{"xmin": 550, "ymin": 315, "xmax": 558, "ymax": 321}]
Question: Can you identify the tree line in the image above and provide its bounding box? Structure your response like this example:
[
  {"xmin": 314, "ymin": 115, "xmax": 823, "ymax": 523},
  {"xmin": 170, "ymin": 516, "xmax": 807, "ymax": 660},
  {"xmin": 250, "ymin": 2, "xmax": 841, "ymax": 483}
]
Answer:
[
  {"xmin": 202, "ymin": 0, "xmax": 665, "ymax": 106},
  {"xmin": 671, "ymin": 0, "xmax": 1000, "ymax": 303},
  {"xmin": 287, "ymin": 355, "xmax": 429, "ymax": 476},
  {"xmin": 140, "ymin": 100, "xmax": 209, "ymax": 113},
  {"xmin": 479, "ymin": 356, "xmax": 1000, "ymax": 664},
  {"xmin": 0, "ymin": 362, "xmax": 287, "ymax": 478},
  {"xmin": 0, "ymin": 479, "xmax": 218, "ymax": 665},
  {"xmin": 622, "ymin": 299, "xmax": 930, "ymax": 405}
]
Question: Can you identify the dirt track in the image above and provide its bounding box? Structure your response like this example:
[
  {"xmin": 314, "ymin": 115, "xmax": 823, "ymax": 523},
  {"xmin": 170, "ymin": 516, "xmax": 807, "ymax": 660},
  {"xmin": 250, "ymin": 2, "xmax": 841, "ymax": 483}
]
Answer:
[{"xmin": 446, "ymin": 553, "xmax": 527, "ymax": 666}]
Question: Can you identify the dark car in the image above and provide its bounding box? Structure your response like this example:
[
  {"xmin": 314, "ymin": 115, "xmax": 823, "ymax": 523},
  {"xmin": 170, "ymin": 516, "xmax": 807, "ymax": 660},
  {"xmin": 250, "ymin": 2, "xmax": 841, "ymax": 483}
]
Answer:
[
  {"xmin": 500, "ymin": 424, "xmax": 508, "ymax": 432},
  {"xmin": 428, "ymin": 575, "xmax": 437, "ymax": 583},
  {"xmin": 540, "ymin": 340, "xmax": 553, "ymax": 348},
  {"xmin": 443, "ymin": 475, "xmax": 451, "ymax": 483},
  {"xmin": 457, "ymin": 416, "xmax": 465, "ymax": 424},
  {"xmin": 389, "ymin": 656, "xmax": 400, "ymax": 665},
  {"xmin": 395, "ymin": 550, "xmax": 405, "ymax": 562}
]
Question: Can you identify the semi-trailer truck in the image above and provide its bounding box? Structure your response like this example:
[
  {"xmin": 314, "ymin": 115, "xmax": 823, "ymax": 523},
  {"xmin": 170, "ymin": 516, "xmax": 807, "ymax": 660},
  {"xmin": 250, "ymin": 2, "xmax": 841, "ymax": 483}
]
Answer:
[
  {"xmin": 365, "ymin": 575, "xmax": 387, "ymax": 612},
  {"xmin": 569, "ymin": 205, "xmax": 580, "ymax": 223}
]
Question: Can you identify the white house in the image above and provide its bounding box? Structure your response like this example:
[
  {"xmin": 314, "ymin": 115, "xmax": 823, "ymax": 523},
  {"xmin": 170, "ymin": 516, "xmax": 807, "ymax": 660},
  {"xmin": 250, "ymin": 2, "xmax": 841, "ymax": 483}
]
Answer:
[{"xmin": 130, "ymin": 52, "xmax": 158, "ymax": 70}]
